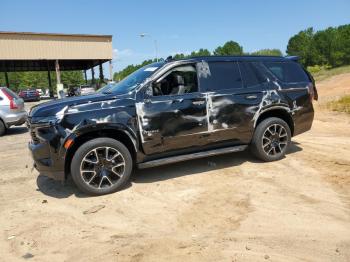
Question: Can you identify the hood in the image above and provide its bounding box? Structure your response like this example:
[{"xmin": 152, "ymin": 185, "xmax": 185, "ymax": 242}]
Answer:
[{"xmin": 29, "ymin": 92, "xmax": 131, "ymax": 118}]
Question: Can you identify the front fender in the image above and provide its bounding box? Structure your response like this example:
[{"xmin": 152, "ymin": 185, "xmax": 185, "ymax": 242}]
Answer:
[{"xmin": 58, "ymin": 123, "xmax": 138, "ymax": 161}]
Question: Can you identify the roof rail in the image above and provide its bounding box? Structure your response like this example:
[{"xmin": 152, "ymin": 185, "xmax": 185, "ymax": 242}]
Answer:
[{"xmin": 285, "ymin": 56, "xmax": 300, "ymax": 61}]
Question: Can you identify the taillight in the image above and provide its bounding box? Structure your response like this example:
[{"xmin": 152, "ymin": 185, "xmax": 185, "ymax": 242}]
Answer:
[
  {"xmin": 10, "ymin": 100, "xmax": 18, "ymax": 109},
  {"xmin": 307, "ymin": 83, "xmax": 315, "ymax": 103},
  {"xmin": 1, "ymin": 89, "xmax": 18, "ymax": 109},
  {"xmin": 35, "ymin": 91, "xmax": 40, "ymax": 96}
]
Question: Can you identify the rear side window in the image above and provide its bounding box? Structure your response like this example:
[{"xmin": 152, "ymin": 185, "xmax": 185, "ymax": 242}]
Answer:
[
  {"xmin": 263, "ymin": 61, "xmax": 309, "ymax": 83},
  {"xmin": 239, "ymin": 62, "xmax": 267, "ymax": 88},
  {"xmin": 198, "ymin": 62, "xmax": 242, "ymax": 91}
]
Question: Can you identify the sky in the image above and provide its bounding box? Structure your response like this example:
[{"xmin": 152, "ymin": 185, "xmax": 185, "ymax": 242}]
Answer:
[{"xmin": 1, "ymin": 0, "xmax": 349, "ymax": 74}]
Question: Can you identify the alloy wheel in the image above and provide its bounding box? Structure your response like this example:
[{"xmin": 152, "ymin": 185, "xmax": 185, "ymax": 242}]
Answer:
[
  {"xmin": 262, "ymin": 124, "xmax": 288, "ymax": 156},
  {"xmin": 80, "ymin": 146, "xmax": 125, "ymax": 189}
]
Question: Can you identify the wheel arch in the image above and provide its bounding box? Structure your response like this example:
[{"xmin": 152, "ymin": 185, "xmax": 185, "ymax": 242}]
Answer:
[
  {"xmin": 255, "ymin": 107, "xmax": 294, "ymax": 136},
  {"xmin": 0, "ymin": 117, "xmax": 7, "ymax": 131},
  {"xmin": 64, "ymin": 126, "xmax": 137, "ymax": 178}
]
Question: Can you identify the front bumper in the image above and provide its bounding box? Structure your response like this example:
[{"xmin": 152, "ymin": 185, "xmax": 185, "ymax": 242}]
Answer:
[
  {"xmin": 5, "ymin": 111, "xmax": 27, "ymax": 128},
  {"xmin": 28, "ymin": 141, "xmax": 65, "ymax": 181}
]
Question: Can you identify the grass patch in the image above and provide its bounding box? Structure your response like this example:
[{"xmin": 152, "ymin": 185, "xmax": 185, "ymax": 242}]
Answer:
[
  {"xmin": 327, "ymin": 95, "xmax": 350, "ymax": 114},
  {"xmin": 311, "ymin": 65, "xmax": 350, "ymax": 82}
]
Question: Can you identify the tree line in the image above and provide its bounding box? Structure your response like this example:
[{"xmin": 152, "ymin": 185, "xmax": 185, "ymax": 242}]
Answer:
[
  {"xmin": 1, "ymin": 24, "xmax": 349, "ymax": 89},
  {"xmin": 114, "ymin": 23, "xmax": 350, "ymax": 81},
  {"xmin": 0, "ymin": 71, "xmax": 85, "ymax": 92},
  {"xmin": 286, "ymin": 24, "xmax": 350, "ymax": 68},
  {"xmin": 113, "ymin": 42, "xmax": 282, "ymax": 81}
]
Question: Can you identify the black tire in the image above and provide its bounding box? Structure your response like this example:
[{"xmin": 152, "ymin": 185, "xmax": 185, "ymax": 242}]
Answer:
[
  {"xmin": 70, "ymin": 137, "xmax": 133, "ymax": 195},
  {"xmin": 251, "ymin": 117, "xmax": 291, "ymax": 162},
  {"xmin": 0, "ymin": 120, "xmax": 6, "ymax": 136}
]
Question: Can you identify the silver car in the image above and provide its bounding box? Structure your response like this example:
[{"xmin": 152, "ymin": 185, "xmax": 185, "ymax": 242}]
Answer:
[{"xmin": 0, "ymin": 87, "xmax": 27, "ymax": 136}]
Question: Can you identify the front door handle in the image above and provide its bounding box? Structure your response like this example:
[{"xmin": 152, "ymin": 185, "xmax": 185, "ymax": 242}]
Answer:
[{"xmin": 245, "ymin": 95, "xmax": 257, "ymax": 100}]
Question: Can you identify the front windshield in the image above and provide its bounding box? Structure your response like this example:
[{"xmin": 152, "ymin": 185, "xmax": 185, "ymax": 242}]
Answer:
[{"xmin": 103, "ymin": 62, "xmax": 164, "ymax": 94}]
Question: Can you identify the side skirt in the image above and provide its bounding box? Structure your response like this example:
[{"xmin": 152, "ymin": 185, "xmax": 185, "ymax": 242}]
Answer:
[{"xmin": 137, "ymin": 145, "xmax": 248, "ymax": 169}]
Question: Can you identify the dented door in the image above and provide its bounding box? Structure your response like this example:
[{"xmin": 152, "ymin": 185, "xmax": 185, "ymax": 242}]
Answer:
[
  {"xmin": 197, "ymin": 60, "xmax": 266, "ymax": 144},
  {"xmin": 136, "ymin": 92, "xmax": 208, "ymax": 155}
]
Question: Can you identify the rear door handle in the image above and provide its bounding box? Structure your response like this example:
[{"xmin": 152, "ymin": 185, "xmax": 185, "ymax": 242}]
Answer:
[{"xmin": 245, "ymin": 95, "xmax": 257, "ymax": 100}]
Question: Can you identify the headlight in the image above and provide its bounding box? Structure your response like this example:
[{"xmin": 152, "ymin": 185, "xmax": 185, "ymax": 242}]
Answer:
[{"xmin": 31, "ymin": 115, "xmax": 63, "ymax": 126}]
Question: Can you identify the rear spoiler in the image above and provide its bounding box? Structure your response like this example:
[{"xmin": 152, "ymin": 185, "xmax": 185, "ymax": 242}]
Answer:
[{"xmin": 285, "ymin": 56, "xmax": 300, "ymax": 62}]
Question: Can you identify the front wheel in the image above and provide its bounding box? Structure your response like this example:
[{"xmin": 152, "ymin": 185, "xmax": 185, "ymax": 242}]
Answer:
[
  {"xmin": 71, "ymin": 138, "xmax": 133, "ymax": 195},
  {"xmin": 251, "ymin": 117, "xmax": 291, "ymax": 162}
]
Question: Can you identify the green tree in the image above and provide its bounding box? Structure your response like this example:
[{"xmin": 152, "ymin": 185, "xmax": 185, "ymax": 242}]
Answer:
[
  {"xmin": 61, "ymin": 71, "xmax": 85, "ymax": 86},
  {"xmin": 190, "ymin": 48, "xmax": 211, "ymax": 57},
  {"xmin": 113, "ymin": 59, "xmax": 157, "ymax": 81},
  {"xmin": 0, "ymin": 70, "xmax": 84, "ymax": 92},
  {"xmin": 214, "ymin": 41, "xmax": 243, "ymax": 56},
  {"xmin": 286, "ymin": 27, "xmax": 318, "ymax": 67},
  {"xmin": 250, "ymin": 48, "xmax": 282, "ymax": 56}
]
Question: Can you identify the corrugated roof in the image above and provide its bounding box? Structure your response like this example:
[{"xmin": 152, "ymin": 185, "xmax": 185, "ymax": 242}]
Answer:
[{"xmin": 0, "ymin": 31, "xmax": 112, "ymax": 38}]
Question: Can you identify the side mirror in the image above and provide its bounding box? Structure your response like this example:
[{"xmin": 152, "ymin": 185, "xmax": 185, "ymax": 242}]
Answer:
[{"xmin": 144, "ymin": 84, "xmax": 153, "ymax": 98}]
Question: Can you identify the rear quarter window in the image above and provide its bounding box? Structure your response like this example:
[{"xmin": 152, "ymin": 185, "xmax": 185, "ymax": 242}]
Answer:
[{"xmin": 263, "ymin": 61, "xmax": 310, "ymax": 83}]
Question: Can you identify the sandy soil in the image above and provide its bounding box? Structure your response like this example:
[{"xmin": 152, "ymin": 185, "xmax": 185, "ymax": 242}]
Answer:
[{"xmin": 0, "ymin": 75, "xmax": 350, "ymax": 262}]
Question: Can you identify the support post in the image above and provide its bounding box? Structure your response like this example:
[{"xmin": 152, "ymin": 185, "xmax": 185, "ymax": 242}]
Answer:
[
  {"xmin": 99, "ymin": 61, "xmax": 104, "ymax": 87},
  {"xmin": 55, "ymin": 60, "xmax": 64, "ymax": 98},
  {"xmin": 84, "ymin": 70, "xmax": 88, "ymax": 84},
  {"xmin": 4, "ymin": 72, "xmax": 9, "ymax": 88},
  {"xmin": 55, "ymin": 60, "xmax": 61, "ymax": 84},
  {"xmin": 47, "ymin": 61, "xmax": 53, "ymax": 97},
  {"xmin": 109, "ymin": 60, "xmax": 113, "ymax": 81},
  {"xmin": 91, "ymin": 67, "xmax": 95, "ymax": 85}
]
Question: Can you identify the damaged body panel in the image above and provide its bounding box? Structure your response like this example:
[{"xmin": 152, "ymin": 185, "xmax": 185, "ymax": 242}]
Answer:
[{"xmin": 27, "ymin": 56, "xmax": 316, "ymax": 192}]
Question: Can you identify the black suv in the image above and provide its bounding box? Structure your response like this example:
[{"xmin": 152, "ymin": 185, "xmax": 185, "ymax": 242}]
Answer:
[{"xmin": 28, "ymin": 56, "xmax": 317, "ymax": 195}]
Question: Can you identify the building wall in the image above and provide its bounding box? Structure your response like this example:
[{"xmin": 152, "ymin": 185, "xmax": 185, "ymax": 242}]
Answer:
[{"xmin": 0, "ymin": 32, "xmax": 112, "ymax": 60}]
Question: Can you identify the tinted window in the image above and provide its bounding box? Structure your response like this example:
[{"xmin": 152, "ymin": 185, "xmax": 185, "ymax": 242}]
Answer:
[
  {"xmin": 263, "ymin": 61, "xmax": 309, "ymax": 83},
  {"xmin": 199, "ymin": 62, "xmax": 242, "ymax": 91},
  {"xmin": 152, "ymin": 65, "xmax": 198, "ymax": 96},
  {"xmin": 239, "ymin": 62, "xmax": 267, "ymax": 88}
]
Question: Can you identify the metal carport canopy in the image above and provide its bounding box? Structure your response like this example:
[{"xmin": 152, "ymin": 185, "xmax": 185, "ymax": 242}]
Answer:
[{"xmin": 0, "ymin": 31, "xmax": 113, "ymax": 72}]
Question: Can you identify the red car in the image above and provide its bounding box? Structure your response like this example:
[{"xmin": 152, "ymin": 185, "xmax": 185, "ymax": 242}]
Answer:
[{"xmin": 18, "ymin": 89, "xmax": 40, "ymax": 102}]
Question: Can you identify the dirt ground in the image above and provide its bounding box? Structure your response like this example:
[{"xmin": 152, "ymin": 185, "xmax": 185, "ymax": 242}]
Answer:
[{"xmin": 1, "ymin": 75, "xmax": 350, "ymax": 262}]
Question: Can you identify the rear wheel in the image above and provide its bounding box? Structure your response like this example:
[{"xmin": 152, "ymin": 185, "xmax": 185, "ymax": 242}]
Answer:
[
  {"xmin": 0, "ymin": 120, "xmax": 6, "ymax": 136},
  {"xmin": 251, "ymin": 117, "xmax": 291, "ymax": 162},
  {"xmin": 71, "ymin": 138, "xmax": 133, "ymax": 195}
]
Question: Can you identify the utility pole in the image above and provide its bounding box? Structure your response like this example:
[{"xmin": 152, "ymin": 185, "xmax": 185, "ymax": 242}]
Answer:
[{"xmin": 139, "ymin": 33, "xmax": 158, "ymax": 62}]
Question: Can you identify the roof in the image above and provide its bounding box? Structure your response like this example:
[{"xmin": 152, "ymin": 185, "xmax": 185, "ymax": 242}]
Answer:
[
  {"xmin": 0, "ymin": 31, "xmax": 113, "ymax": 72},
  {"xmin": 172, "ymin": 55, "xmax": 290, "ymax": 63},
  {"xmin": 0, "ymin": 31, "xmax": 112, "ymax": 38}
]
